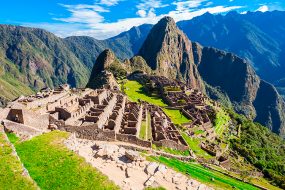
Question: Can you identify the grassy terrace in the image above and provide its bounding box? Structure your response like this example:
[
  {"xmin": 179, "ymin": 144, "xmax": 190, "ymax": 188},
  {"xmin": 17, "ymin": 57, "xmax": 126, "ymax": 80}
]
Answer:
[
  {"xmin": 124, "ymin": 80, "xmax": 189, "ymax": 125},
  {"xmin": 139, "ymin": 112, "xmax": 152, "ymax": 140},
  {"xmin": 8, "ymin": 131, "xmax": 119, "ymax": 190},
  {"xmin": 181, "ymin": 132, "xmax": 213, "ymax": 159},
  {"xmin": 150, "ymin": 156, "xmax": 259, "ymax": 190},
  {"xmin": 214, "ymin": 108, "xmax": 230, "ymax": 136},
  {"xmin": 0, "ymin": 130, "xmax": 38, "ymax": 190}
]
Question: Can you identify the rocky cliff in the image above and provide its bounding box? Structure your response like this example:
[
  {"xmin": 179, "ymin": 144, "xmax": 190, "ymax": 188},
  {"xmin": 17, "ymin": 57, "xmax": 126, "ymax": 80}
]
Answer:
[
  {"xmin": 197, "ymin": 47, "xmax": 285, "ymax": 137},
  {"xmin": 86, "ymin": 49, "xmax": 124, "ymax": 89},
  {"xmin": 138, "ymin": 17, "xmax": 203, "ymax": 90}
]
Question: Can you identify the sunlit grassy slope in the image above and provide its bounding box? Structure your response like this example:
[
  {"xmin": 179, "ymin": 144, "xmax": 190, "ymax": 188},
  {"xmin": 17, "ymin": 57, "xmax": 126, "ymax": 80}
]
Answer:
[
  {"xmin": 9, "ymin": 131, "xmax": 119, "ymax": 190},
  {"xmin": 150, "ymin": 156, "xmax": 259, "ymax": 190},
  {"xmin": 0, "ymin": 130, "xmax": 38, "ymax": 190}
]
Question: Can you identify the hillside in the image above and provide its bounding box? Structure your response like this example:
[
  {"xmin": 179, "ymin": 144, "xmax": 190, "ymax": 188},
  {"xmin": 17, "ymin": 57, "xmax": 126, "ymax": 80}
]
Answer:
[
  {"xmin": 0, "ymin": 25, "xmax": 90, "ymax": 101},
  {"xmin": 177, "ymin": 11, "xmax": 285, "ymax": 96}
]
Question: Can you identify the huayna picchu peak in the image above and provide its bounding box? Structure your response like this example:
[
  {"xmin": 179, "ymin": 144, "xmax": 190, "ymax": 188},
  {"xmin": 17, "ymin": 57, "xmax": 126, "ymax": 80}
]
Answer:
[
  {"xmin": 1, "ymin": 9, "xmax": 285, "ymax": 190},
  {"xmin": 138, "ymin": 16, "xmax": 204, "ymax": 90}
]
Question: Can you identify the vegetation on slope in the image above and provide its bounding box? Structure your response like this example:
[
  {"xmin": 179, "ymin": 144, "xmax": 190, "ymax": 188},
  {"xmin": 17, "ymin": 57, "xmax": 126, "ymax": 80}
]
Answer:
[
  {"xmin": 149, "ymin": 156, "xmax": 259, "ymax": 190},
  {"xmin": 9, "ymin": 131, "xmax": 119, "ymax": 190},
  {"xmin": 0, "ymin": 131, "xmax": 38, "ymax": 190},
  {"xmin": 181, "ymin": 132, "xmax": 213, "ymax": 159},
  {"xmin": 229, "ymin": 110, "xmax": 285, "ymax": 188}
]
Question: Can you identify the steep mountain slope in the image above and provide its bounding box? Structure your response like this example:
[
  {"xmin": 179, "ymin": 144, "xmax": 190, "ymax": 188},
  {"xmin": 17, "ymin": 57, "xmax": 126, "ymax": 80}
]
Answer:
[
  {"xmin": 138, "ymin": 17, "xmax": 285, "ymax": 137},
  {"xmin": 177, "ymin": 11, "xmax": 285, "ymax": 87},
  {"xmin": 198, "ymin": 47, "xmax": 285, "ymax": 136},
  {"xmin": 86, "ymin": 49, "xmax": 126, "ymax": 89},
  {"xmin": 138, "ymin": 17, "xmax": 203, "ymax": 90},
  {"xmin": 0, "ymin": 25, "xmax": 90, "ymax": 95}
]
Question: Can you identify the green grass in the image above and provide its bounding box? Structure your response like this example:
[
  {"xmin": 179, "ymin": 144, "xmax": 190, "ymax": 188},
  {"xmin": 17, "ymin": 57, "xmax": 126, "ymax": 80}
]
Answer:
[
  {"xmin": 139, "ymin": 113, "xmax": 152, "ymax": 140},
  {"xmin": 139, "ymin": 120, "xmax": 148, "ymax": 140},
  {"xmin": 0, "ymin": 131, "xmax": 38, "ymax": 190},
  {"xmin": 152, "ymin": 144, "xmax": 190, "ymax": 156},
  {"xmin": 214, "ymin": 108, "xmax": 230, "ymax": 136},
  {"xmin": 11, "ymin": 131, "xmax": 119, "ymax": 190},
  {"xmin": 181, "ymin": 132, "xmax": 213, "ymax": 159},
  {"xmin": 162, "ymin": 108, "xmax": 189, "ymax": 125},
  {"xmin": 124, "ymin": 80, "xmax": 190, "ymax": 125},
  {"xmin": 145, "ymin": 187, "xmax": 166, "ymax": 190},
  {"xmin": 6, "ymin": 132, "xmax": 20, "ymax": 144},
  {"xmin": 150, "ymin": 156, "xmax": 259, "ymax": 190},
  {"xmin": 194, "ymin": 129, "xmax": 205, "ymax": 135},
  {"xmin": 124, "ymin": 80, "xmax": 167, "ymax": 107}
]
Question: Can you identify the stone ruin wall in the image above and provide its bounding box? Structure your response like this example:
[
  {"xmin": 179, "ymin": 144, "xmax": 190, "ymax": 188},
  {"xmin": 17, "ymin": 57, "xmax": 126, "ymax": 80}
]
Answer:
[
  {"xmin": 65, "ymin": 101, "xmax": 94, "ymax": 125},
  {"xmin": 64, "ymin": 125, "xmax": 116, "ymax": 141},
  {"xmin": 24, "ymin": 111, "xmax": 50, "ymax": 131},
  {"xmin": 26, "ymin": 92, "xmax": 68, "ymax": 110},
  {"xmin": 3, "ymin": 120, "xmax": 43, "ymax": 138},
  {"xmin": 116, "ymin": 133, "xmax": 151, "ymax": 148},
  {"xmin": 0, "ymin": 108, "xmax": 9, "ymax": 121},
  {"xmin": 153, "ymin": 139, "xmax": 189, "ymax": 151}
]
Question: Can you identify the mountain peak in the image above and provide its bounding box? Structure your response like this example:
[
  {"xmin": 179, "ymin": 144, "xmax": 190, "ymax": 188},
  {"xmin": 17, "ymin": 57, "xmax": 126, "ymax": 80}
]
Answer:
[
  {"xmin": 159, "ymin": 16, "xmax": 176, "ymax": 25},
  {"xmin": 138, "ymin": 16, "xmax": 203, "ymax": 90}
]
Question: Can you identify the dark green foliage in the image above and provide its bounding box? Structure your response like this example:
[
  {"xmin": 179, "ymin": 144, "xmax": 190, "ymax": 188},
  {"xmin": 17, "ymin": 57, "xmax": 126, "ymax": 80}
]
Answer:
[
  {"xmin": 229, "ymin": 110, "xmax": 285, "ymax": 188},
  {"xmin": 107, "ymin": 61, "xmax": 127, "ymax": 79},
  {"xmin": 205, "ymin": 83, "xmax": 232, "ymax": 109}
]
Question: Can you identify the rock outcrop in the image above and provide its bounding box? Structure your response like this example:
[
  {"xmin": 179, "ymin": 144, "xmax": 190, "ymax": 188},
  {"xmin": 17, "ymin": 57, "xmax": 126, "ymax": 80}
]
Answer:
[
  {"xmin": 86, "ymin": 49, "xmax": 123, "ymax": 89},
  {"xmin": 138, "ymin": 17, "xmax": 204, "ymax": 90}
]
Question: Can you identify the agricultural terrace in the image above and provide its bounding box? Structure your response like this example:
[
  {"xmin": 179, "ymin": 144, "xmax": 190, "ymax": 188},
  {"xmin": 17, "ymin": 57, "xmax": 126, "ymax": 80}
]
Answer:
[{"xmin": 8, "ymin": 131, "xmax": 119, "ymax": 190}]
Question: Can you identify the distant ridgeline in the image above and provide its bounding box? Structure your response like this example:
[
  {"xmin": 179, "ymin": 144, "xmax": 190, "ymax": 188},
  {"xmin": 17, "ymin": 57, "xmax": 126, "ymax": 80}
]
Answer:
[{"xmin": 1, "ymin": 13, "xmax": 285, "ymax": 139}]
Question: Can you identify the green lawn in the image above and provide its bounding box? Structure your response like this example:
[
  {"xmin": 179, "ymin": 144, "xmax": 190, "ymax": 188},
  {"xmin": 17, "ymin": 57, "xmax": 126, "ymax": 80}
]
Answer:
[
  {"xmin": 181, "ymin": 132, "xmax": 213, "ymax": 159},
  {"xmin": 0, "ymin": 131, "xmax": 38, "ymax": 190},
  {"xmin": 214, "ymin": 108, "xmax": 230, "ymax": 136},
  {"xmin": 139, "ymin": 120, "xmax": 148, "ymax": 140},
  {"xmin": 150, "ymin": 156, "xmax": 259, "ymax": 190},
  {"xmin": 9, "ymin": 131, "xmax": 119, "ymax": 190},
  {"xmin": 140, "ymin": 112, "xmax": 152, "ymax": 140},
  {"xmin": 124, "ymin": 80, "xmax": 190, "ymax": 125},
  {"xmin": 162, "ymin": 108, "xmax": 189, "ymax": 125},
  {"xmin": 124, "ymin": 80, "xmax": 167, "ymax": 107}
]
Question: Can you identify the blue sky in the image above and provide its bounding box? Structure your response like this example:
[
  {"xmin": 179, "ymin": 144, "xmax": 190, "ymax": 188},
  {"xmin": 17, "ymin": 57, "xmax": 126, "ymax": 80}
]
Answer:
[{"xmin": 0, "ymin": 0, "xmax": 284, "ymax": 39}]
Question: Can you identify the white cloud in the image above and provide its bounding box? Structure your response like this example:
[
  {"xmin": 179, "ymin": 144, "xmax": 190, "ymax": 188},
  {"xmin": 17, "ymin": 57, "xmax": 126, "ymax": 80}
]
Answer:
[
  {"xmin": 136, "ymin": 0, "xmax": 169, "ymax": 11},
  {"xmin": 168, "ymin": 5, "xmax": 243, "ymax": 21},
  {"xmin": 99, "ymin": 0, "xmax": 121, "ymax": 6},
  {"xmin": 136, "ymin": 10, "xmax": 147, "ymax": 17},
  {"xmin": 173, "ymin": 0, "xmax": 207, "ymax": 12},
  {"xmin": 256, "ymin": 5, "xmax": 269, "ymax": 12},
  {"xmin": 46, "ymin": 1, "xmax": 243, "ymax": 39},
  {"xmin": 55, "ymin": 4, "xmax": 106, "ymax": 24}
]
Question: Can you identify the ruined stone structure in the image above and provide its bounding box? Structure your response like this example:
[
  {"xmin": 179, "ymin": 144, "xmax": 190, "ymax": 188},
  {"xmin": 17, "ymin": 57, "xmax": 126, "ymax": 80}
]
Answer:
[
  {"xmin": 1, "ymin": 84, "xmax": 189, "ymax": 151},
  {"xmin": 148, "ymin": 104, "xmax": 188, "ymax": 151}
]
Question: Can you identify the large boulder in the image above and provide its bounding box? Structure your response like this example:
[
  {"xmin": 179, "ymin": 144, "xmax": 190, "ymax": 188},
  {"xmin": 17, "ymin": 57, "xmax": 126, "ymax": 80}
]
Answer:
[
  {"xmin": 145, "ymin": 162, "xmax": 159, "ymax": 175},
  {"xmin": 125, "ymin": 150, "xmax": 140, "ymax": 161}
]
